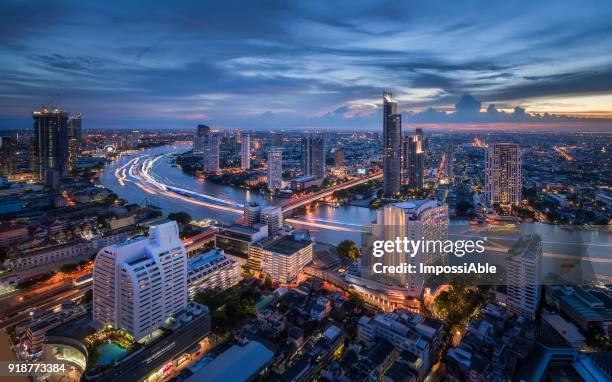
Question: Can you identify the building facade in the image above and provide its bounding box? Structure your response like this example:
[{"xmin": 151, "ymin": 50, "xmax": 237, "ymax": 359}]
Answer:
[
  {"xmin": 92, "ymin": 221, "xmax": 188, "ymax": 340},
  {"xmin": 187, "ymin": 249, "xmax": 241, "ymax": 298},
  {"xmin": 32, "ymin": 108, "xmax": 70, "ymax": 180},
  {"xmin": 261, "ymin": 231, "xmax": 313, "ymax": 284},
  {"xmin": 485, "ymin": 143, "xmax": 522, "ymax": 207},
  {"xmin": 365, "ymin": 200, "xmax": 448, "ymax": 297},
  {"xmin": 507, "ymin": 234, "xmax": 542, "ymax": 320},
  {"xmin": 268, "ymin": 147, "xmax": 283, "ymax": 190},
  {"xmin": 382, "ymin": 91, "xmax": 402, "ymax": 196},
  {"xmin": 301, "ymin": 135, "xmax": 326, "ymax": 178},
  {"xmin": 241, "ymin": 134, "xmax": 251, "ymax": 170},
  {"xmin": 194, "ymin": 125, "xmax": 220, "ymax": 173},
  {"xmin": 403, "ymin": 132, "xmax": 424, "ymax": 191}
]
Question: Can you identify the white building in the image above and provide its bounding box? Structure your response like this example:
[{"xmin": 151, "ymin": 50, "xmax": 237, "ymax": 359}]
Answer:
[
  {"xmin": 485, "ymin": 143, "xmax": 522, "ymax": 207},
  {"xmin": 507, "ymin": 234, "xmax": 542, "ymax": 320},
  {"xmin": 366, "ymin": 200, "xmax": 448, "ymax": 296},
  {"xmin": 187, "ymin": 249, "xmax": 241, "ymax": 298},
  {"xmin": 261, "ymin": 231, "xmax": 313, "ymax": 284},
  {"xmin": 241, "ymin": 134, "xmax": 250, "ymax": 170},
  {"xmin": 243, "ymin": 202, "xmax": 261, "ymax": 228},
  {"xmin": 267, "ymin": 147, "xmax": 283, "ymax": 191},
  {"xmin": 261, "ymin": 206, "xmax": 283, "ymax": 236},
  {"xmin": 92, "ymin": 221, "xmax": 188, "ymax": 341}
]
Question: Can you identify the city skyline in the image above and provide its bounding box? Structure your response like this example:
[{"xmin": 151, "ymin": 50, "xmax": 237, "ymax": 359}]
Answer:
[{"xmin": 0, "ymin": 1, "xmax": 612, "ymax": 131}]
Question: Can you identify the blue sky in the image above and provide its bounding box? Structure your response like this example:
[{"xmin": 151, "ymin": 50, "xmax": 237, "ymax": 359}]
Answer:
[{"xmin": 1, "ymin": 0, "xmax": 612, "ymax": 130}]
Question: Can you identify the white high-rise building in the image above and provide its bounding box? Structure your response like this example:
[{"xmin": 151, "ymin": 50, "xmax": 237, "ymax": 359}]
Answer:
[
  {"xmin": 92, "ymin": 221, "xmax": 188, "ymax": 341},
  {"xmin": 240, "ymin": 134, "xmax": 250, "ymax": 170},
  {"xmin": 367, "ymin": 200, "xmax": 448, "ymax": 296},
  {"xmin": 507, "ymin": 234, "xmax": 542, "ymax": 320},
  {"xmin": 268, "ymin": 147, "xmax": 283, "ymax": 191},
  {"xmin": 261, "ymin": 206, "xmax": 283, "ymax": 236},
  {"xmin": 485, "ymin": 143, "xmax": 522, "ymax": 207}
]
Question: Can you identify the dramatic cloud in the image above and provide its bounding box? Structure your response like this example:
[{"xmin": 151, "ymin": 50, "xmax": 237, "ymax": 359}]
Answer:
[{"xmin": 0, "ymin": 0, "xmax": 611, "ymax": 130}]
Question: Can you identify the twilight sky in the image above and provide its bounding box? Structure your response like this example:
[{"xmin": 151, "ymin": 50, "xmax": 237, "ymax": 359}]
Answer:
[{"xmin": 1, "ymin": 0, "xmax": 612, "ymax": 130}]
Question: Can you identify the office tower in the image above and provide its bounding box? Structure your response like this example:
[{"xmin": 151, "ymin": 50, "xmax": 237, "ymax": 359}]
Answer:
[
  {"xmin": 383, "ymin": 91, "xmax": 402, "ymax": 196},
  {"xmin": 301, "ymin": 136, "xmax": 326, "ymax": 178},
  {"xmin": 485, "ymin": 143, "xmax": 522, "ymax": 207},
  {"xmin": 261, "ymin": 231, "xmax": 313, "ymax": 284},
  {"xmin": 261, "ymin": 206, "xmax": 283, "ymax": 236},
  {"xmin": 507, "ymin": 234, "xmax": 542, "ymax": 320},
  {"xmin": 67, "ymin": 114, "xmax": 82, "ymax": 171},
  {"xmin": 0, "ymin": 136, "xmax": 16, "ymax": 177},
  {"xmin": 195, "ymin": 125, "xmax": 220, "ymax": 173},
  {"xmin": 367, "ymin": 200, "xmax": 448, "ymax": 296},
  {"xmin": 403, "ymin": 133, "xmax": 425, "ymax": 191},
  {"xmin": 334, "ymin": 147, "xmax": 344, "ymax": 167},
  {"xmin": 240, "ymin": 134, "xmax": 250, "ymax": 170},
  {"xmin": 268, "ymin": 147, "xmax": 282, "ymax": 190},
  {"xmin": 92, "ymin": 221, "xmax": 188, "ymax": 341},
  {"xmin": 187, "ymin": 249, "xmax": 241, "ymax": 298},
  {"xmin": 243, "ymin": 202, "xmax": 261, "ymax": 228},
  {"xmin": 32, "ymin": 107, "xmax": 69, "ymax": 181}
]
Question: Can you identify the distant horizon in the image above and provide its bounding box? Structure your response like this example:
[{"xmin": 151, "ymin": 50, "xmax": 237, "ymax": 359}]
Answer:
[{"xmin": 2, "ymin": 1, "xmax": 612, "ymax": 132}]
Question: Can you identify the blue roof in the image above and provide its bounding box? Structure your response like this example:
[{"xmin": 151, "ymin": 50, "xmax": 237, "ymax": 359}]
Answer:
[
  {"xmin": 187, "ymin": 341, "xmax": 273, "ymax": 382},
  {"xmin": 188, "ymin": 249, "xmax": 225, "ymax": 271}
]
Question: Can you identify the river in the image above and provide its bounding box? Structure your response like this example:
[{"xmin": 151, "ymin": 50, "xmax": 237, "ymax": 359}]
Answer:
[{"xmin": 99, "ymin": 145, "xmax": 611, "ymax": 280}]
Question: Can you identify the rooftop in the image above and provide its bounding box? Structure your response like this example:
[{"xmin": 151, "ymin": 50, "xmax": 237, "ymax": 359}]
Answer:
[
  {"xmin": 186, "ymin": 341, "xmax": 273, "ymax": 382},
  {"xmin": 264, "ymin": 234, "xmax": 312, "ymax": 256}
]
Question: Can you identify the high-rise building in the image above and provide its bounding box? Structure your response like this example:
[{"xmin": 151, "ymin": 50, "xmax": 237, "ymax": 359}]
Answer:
[
  {"xmin": 261, "ymin": 206, "xmax": 283, "ymax": 236},
  {"xmin": 193, "ymin": 124, "xmax": 209, "ymax": 154},
  {"xmin": 366, "ymin": 200, "xmax": 448, "ymax": 296},
  {"xmin": 507, "ymin": 234, "xmax": 542, "ymax": 320},
  {"xmin": 403, "ymin": 132, "xmax": 424, "ymax": 191},
  {"xmin": 92, "ymin": 221, "xmax": 188, "ymax": 341},
  {"xmin": 240, "ymin": 134, "xmax": 250, "ymax": 170},
  {"xmin": 32, "ymin": 107, "xmax": 69, "ymax": 181},
  {"xmin": 67, "ymin": 114, "xmax": 82, "ymax": 171},
  {"xmin": 334, "ymin": 147, "xmax": 344, "ymax": 167},
  {"xmin": 273, "ymin": 133, "xmax": 284, "ymax": 147},
  {"xmin": 301, "ymin": 136, "xmax": 326, "ymax": 178},
  {"xmin": 0, "ymin": 136, "xmax": 17, "ymax": 177},
  {"xmin": 485, "ymin": 143, "xmax": 522, "ymax": 207},
  {"xmin": 268, "ymin": 147, "xmax": 283, "ymax": 191},
  {"xmin": 383, "ymin": 91, "xmax": 402, "ymax": 196},
  {"xmin": 195, "ymin": 125, "xmax": 220, "ymax": 174},
  {"xmin": 243, "ymin": 202, "xmax": 261, "ymax": 228}
]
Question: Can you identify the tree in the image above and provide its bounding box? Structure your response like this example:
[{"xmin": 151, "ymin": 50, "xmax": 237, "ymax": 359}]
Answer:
[
  {"xmin": 168, "ymin": 211, "xmax": 193, "ymax": 225},
  {"xmin": 337, "ymin": 240, "xmax": 360, "ymax": 261},
  {"xmin": 264, "ymin": 274, "xmax": 273, "ymax": 290}
]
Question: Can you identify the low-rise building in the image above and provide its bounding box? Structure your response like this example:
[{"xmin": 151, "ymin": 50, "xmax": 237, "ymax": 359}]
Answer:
[{"xmin": 187, "ymin": 249, "xmax": 241, "ymax": 298}]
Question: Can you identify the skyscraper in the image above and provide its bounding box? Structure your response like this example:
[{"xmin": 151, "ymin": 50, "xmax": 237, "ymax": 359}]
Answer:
[
  {"xmin": 0, "ymin": 136, "xmax": 16, "ymax": 177},
  {"xmin": 334, "ymin": 147, "xmax": 344, "ymax": 167},
  {"xmin": 301, "ymin": 135, "xmax": 326, "ymax": 178},
  {"xmin": 241, "ymin": 134, "xmax": 251, "ymax": 170},
  {"xmin": 403, "ymin": 132, "xmax": 424, "ymax": 191},
  {"xmin": 383, "ymin": 91, "xmax": 401, "ymax": 196},
  {"xmin": 67, "ymin": 114, "xmax": 82, "ymax": 171},
  {"xmin": 485, "ymin": 143, "xmax": 522, "ymax": 207},
  {"xmin": 196, "ymin": 125, "xmax": 220, "ymax": 174},
  {"xmin": 92, "ymin": 221, "xmax": 188, "ymax": 341},
  {"xmin": 268, "ymin": 147, "xmax": 283, "ymax": 191},
  {"xmin": 32, "ymin": 107, "xmax": 69, "ymax": 181},
  {"xmin": 366, "ymin": 200, "xmax": 448, "ymax": 296},
  {"xmin": 506, "ymin": 234, "xmax": 542, "ymax": 320}
]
